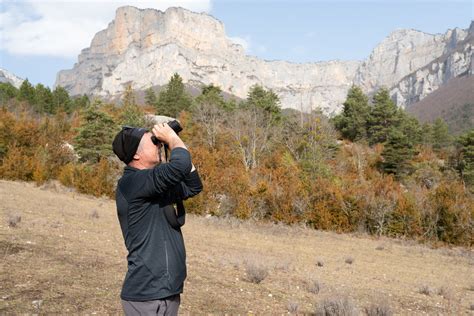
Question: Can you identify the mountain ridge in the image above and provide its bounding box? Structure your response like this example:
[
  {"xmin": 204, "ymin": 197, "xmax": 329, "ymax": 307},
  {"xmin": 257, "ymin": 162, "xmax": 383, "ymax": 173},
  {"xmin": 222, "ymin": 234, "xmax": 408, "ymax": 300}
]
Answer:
[{"xmin": 54, "ymin": 6, "xmax": 473, "ymax": 115}]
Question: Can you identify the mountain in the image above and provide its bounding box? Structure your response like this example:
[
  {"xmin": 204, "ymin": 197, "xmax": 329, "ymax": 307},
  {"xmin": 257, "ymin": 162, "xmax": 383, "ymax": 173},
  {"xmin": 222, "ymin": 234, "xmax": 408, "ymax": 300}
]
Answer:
[
  {"xmin": 406, "ymin": 75, "xmax": 474, "ymax": 135},
  {"xmin": 55, "ymin": 6, "xmax": 473, "ymax": 115},
  {"xmin": 0, "ymin": 68, "xmax": 24, "ymax": 88},
  {"xmin": 390, "ymin": 23, "xmax": 473, "ymax": 108}
]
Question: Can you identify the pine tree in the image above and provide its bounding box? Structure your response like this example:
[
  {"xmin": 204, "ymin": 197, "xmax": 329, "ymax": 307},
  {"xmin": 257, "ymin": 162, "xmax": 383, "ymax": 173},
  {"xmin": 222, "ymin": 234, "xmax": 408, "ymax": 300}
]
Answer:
[
  {"xmin": 420, "ymin": 122, "xmax": 434, "ymax": 145},
  {"xmin": 119, "ymin": 85, "xmax": 145, "ymax": 127},
  {"xmin": 52, "ymin": 86, "xmax": 72, "ymax": 113},
  {"xmin": 74, "ymin": 100, "xmax": 117, "ymax": 163},
  {"xmin": 72, "ymin": 95, "xmax": 90, "ymax": 110},
  {"xmin": 432, "ymin": 118, "xmax": 452, "ymax": 150},
  {"xmin": 332, "ymin": 85, "xmax": 369, "ymax": 142},
  {"xmin": 201, "ymin": 84, "xmax": 222, "ymax": 96},
  {"xmin": 18, "ymin": 79, "xmax": 36, "ymax": 105},
  {"xmin": 35, "ymin": 83, "xmax": 53, "ymax": 113},
  {"xmin": 457, "ymin": 129, "xmax": 474, "ymax": 190},
  {"xmin": 380, "ymin": 127, "xmax": 417, "ymax": 177},
  {"xmin": 396, "ymin": 110, "xmax": 422, "ymax": 145},
  {"xmin": 0, "ymin": 82, "xmax": 18, "ymax": 104},
  {"xmin": 155, "ymin": 73, "xmax": 192, "ymax": 117},
  {"xmin": 144, "ymin": 87, "xmax": 157, "ymax": 107},
  {"xmin": 244, "ymin": 84, "xmax": 281, "ymax": 122},
  {"xmin": 367, "ymin": 88, "xmax": 399, "ymax": 145}
]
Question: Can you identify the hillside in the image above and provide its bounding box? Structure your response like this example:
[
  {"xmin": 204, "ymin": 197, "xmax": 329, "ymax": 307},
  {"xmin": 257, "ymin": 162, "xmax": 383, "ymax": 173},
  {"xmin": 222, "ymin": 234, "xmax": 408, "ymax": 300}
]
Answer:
[
  {"xmin": 1, "ymin": 180, "xmax": 473, "ymax": 314},
  {"xmin": 406, "ymin": 76, "xmax": 474, "ymax": 135}
]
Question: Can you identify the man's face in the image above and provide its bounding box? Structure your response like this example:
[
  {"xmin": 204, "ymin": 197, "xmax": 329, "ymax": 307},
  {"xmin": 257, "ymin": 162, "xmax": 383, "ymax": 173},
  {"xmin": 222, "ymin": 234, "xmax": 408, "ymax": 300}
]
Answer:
[{"xmin": 134, "ymin": 132, "xmax": 164, "ymax": 168}]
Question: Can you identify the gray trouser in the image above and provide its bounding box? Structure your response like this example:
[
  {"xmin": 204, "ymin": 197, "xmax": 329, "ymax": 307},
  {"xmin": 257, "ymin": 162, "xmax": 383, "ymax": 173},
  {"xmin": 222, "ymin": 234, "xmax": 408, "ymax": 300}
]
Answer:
[{"xmin": 121, "ymin": 294, "xmax": 180, "ymax": 316}]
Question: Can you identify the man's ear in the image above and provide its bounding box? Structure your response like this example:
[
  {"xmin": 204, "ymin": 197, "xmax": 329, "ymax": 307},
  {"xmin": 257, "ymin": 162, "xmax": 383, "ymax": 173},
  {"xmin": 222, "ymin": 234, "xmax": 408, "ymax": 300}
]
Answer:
[{"xmin": 133, "ymin": 152, "xmax": 140, "ymax": 160}]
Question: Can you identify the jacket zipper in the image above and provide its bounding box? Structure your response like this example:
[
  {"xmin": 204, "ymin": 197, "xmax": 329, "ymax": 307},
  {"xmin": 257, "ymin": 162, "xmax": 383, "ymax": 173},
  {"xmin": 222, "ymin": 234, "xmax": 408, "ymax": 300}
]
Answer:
[{"xmin": 165, "ymin": 240, "xmax": 170, "ymax": 278}]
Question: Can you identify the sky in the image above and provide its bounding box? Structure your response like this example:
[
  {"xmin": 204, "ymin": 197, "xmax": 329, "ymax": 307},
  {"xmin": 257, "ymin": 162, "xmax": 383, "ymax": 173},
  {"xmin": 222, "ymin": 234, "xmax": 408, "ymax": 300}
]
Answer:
[{"xmin": 0, "ymin": 0, "xmax": 472, "ymax": 88}]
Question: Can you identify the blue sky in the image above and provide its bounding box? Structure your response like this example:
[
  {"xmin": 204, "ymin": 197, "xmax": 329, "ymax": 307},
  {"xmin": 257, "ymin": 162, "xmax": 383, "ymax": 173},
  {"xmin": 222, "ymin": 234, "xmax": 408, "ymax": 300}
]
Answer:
[{"xmin": 0, "ymin": 0, "xmax": 472, "ymax": 88}]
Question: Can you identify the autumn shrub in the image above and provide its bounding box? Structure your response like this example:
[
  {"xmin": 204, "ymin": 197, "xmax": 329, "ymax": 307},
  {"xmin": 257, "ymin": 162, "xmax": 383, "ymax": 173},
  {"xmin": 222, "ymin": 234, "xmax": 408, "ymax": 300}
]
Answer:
[
  {"xmin": 188, "ymin": 141, "xmax": 252, "ymax": 218},
  {"xmin": 258, "ymin": 150, "xmax": 308, "ymax": 223},
  {"xmin": 57, "ymin": 159, "xmax": 117, "ymax": 198},
  {"xmin": 306, "ymin": 176, "xmax": 357, "ymax": 232},
  {"xmin": 0, "ymin": 107, "xmax": 16, "ymax": 159},
  {"xmin": 388, "ymin": 192, "xmax": 422, "ymax": 238},
  {"xmin": 0, "ymin": 144, "xmax": 35, "ymax": 180},
  {"xmin": 362, "ymin": 174, "xmax": 400, "ymax": 235},
  {"xmin": 423, "ymin": 182, "xmax": 473, "ymax": 245}
]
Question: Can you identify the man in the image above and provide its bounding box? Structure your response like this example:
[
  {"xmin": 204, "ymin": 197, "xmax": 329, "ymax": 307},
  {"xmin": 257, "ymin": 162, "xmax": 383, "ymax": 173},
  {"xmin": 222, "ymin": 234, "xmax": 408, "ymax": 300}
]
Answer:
[{"xmin": 112, "ymin": 122, "xmax": 203, "ymax": 315}]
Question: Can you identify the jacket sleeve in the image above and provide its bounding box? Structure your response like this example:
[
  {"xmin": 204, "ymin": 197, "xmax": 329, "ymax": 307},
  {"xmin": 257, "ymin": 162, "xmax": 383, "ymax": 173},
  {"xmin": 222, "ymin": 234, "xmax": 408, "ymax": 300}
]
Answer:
[
  {"xmin": 135, "ymin": 147, "xmax": 193, "ymax": 198},
  {"xmin": 166, "ymin": 169, "xmax": 203, "ymax": 203}
]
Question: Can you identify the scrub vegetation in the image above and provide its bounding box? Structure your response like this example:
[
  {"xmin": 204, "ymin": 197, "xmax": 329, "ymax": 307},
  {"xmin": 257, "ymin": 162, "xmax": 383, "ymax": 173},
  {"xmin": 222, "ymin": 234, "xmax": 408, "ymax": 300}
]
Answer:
[{"xmin": 0, "ymin": 75, "xmax": 472, "ymax": 246}]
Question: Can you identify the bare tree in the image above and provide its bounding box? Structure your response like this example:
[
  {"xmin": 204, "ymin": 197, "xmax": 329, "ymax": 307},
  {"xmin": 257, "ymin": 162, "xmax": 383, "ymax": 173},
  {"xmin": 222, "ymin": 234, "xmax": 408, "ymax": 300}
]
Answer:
[
  {"xmin": 192, "ymin": 97, "xmax": 225, "ymax": 149},
  {"xmin": 228, "ymin": 106, "xmax": 279, "ymax": 171}
]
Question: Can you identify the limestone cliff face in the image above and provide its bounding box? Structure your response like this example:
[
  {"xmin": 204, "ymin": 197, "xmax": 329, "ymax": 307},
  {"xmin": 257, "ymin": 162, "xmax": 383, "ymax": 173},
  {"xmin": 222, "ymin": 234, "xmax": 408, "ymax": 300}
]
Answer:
[
  {"xmin": 354, "ymin": 28, "xmax": 468, "ymax": 91},
  {"xmin": 0, "ymin": 68, "xmax": 24, "ymax": 88},
  {"xmin": 55, "ymin": 6, "xmax": 472, "ymax": 114},
  {"xmin": 390, "ymin": 24, "xmax": 473, "ymax": 108}
]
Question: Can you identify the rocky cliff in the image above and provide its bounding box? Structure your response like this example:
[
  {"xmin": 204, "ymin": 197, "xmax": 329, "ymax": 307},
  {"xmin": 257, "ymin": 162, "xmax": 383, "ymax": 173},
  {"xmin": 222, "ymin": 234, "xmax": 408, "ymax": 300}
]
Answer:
[
  {"xmin": 0, "ymin": 68, "xmax": 24, "ymax": 88},
  {"xmin": 389, "ymin": 23, "xmax": 473, "ymax": 108},
  {"xmin": 55, "ymin": 6, "xmax": 473, "ymax": 115}
]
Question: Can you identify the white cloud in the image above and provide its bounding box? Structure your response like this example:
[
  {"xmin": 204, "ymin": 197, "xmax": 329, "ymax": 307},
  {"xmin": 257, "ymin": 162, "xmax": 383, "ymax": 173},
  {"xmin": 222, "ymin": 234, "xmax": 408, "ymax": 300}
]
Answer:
[
  {"xmin": 227, "ymin": 35, "xmax": 250, "ymax": 52},
  {"xmin": 0, "ymin": 0, "xmax": 212, "ymax": 58},
  {"xmin": 227, "ymin": 35, "xmax": 267, "ymax": 56}
]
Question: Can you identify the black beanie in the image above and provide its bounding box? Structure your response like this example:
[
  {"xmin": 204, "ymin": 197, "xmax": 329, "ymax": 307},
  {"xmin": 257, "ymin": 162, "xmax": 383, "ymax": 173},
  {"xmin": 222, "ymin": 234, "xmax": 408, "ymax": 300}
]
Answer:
[{"xmin": 112, "ymin": 126, "xmax": 147, "ymax": 164}]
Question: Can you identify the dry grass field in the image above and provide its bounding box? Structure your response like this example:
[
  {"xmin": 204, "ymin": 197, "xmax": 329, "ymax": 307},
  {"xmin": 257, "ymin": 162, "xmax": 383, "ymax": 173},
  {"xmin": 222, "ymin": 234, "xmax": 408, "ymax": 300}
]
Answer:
[{"xmin": 1, "ymin": 179, "xmax": 473, "ymax": 314}]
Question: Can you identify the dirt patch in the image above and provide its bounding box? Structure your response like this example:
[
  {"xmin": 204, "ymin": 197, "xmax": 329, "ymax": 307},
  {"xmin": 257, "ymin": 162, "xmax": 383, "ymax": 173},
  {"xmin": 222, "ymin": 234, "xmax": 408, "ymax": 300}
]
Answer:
[{"xmin": 0, "ymin": 240, "xmax": 25, "ymax": 256}]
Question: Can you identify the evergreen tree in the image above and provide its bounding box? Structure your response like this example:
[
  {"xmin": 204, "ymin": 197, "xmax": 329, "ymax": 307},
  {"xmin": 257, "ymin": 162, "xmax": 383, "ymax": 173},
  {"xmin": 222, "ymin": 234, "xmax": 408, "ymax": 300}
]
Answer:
[
  {"xmin": 155, "ymin": 73, "xmax": 192, "ymax": 117},
  {"xmin": 0, "ymin": 82, "xmax": 18, "ymax": 104},
  {"xmin": 119, "ymin": 85, "xmax": 145, "ymax": 127},
  {"xmin": 196, "ymin": 84, "xmax": 225, "ymax": 106},
  {"xmin": 244, "ymin": 84, "xmax": 281, "ymax": 121},
  {"xmin": 432, "ymin": 118, "xmax": 452, "ymax": 150},
  {"xmin": 332, "ymin": 85, "xmax": 369, "ymax": 142},
  {"xmin": 52, "ymin": 86, "xmax": 72, "ymax": 113},
  {"xmin": 420, "ymin": 122, "xmax": 434, "ymax": 145},
  {"xmin": 396, "ymin": 110, "xmax": 423, "ymax": 145},
  {"xmin": 380, "ymin": 127, "xmax": 417, "ymax": 177},
  {"xmin": 35, "ymin": 83, "xmax": 53, "ymax": 113},
  {"xmin": 367, "ymin": 88, "xmax": 399, "ymax": 145},
  {"xmin": 144, "ymin": 87, "xmax": 157, "ymax": 107},
  {"xmin": 74, "ymin": 100, "xmax": 117, "ymax": 163},
  {"xmin": 201, "ymin": 84, "xmax": 222, "ymax": 96},
  {"xmin": 18, "ymin": 79, "xmax": 36, "ymax": 105},
  {"xmin": 457, "ymin": 129, "xmax": 474, "ymax": 190},
  {"xmin": 72, "ymin": 94, "xmax": 90, "ymax": 110}
]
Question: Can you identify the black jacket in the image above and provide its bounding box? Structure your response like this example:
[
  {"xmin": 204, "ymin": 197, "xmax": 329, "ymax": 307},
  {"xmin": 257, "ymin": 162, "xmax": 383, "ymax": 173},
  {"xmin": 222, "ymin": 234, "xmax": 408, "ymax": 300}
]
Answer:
[{"xmin": 115, "ymin": 147, "xmax": 203, "ymax": 301}]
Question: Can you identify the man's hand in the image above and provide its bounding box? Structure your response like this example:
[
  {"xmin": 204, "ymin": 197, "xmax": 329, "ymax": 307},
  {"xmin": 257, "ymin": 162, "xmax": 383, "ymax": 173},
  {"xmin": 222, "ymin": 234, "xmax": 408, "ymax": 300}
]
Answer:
[{"xmin": 152, "ymin": 123, "xmax": 187, "ymax": 150}]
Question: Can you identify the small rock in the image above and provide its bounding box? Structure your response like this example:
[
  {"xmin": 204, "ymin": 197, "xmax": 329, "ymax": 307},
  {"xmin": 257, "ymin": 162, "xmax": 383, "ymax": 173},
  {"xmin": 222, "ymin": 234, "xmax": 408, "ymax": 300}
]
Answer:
[{"xmin": 32, "ymin": 299, "xmax": 43, "ymax": 309}]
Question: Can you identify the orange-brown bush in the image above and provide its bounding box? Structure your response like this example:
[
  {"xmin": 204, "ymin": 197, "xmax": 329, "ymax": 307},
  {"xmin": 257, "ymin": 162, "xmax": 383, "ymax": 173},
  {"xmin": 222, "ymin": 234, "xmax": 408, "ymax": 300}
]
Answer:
[
  {"xmin": 0, "ymin": 144, "xmax": 36, "ymax": 180},
  {"xmin": 58, "ymin": 158, "xmax": 118, "ymax": 198},
  {"xmin": 423, "ymin": 182, "xmax": 473, "ymax": 245}
]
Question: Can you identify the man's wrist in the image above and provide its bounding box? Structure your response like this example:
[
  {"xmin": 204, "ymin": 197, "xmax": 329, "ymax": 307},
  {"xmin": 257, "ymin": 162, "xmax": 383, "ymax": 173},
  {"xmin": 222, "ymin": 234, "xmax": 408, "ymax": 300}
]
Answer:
[{"xmin": 167, "ymin": 135, "xmax": 186, "ymax": 150}]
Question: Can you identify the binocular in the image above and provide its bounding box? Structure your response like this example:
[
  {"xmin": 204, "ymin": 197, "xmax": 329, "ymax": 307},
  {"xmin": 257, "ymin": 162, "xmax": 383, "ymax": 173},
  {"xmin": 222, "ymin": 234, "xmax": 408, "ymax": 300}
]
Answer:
[{"xmin": 151, "ymin": 120, "xmax": 183, "ymax": 146}]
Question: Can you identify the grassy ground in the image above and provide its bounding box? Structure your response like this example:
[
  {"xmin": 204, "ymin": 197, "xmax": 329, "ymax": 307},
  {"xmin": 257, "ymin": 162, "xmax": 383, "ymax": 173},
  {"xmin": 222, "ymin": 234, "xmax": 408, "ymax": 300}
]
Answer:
[{"xmin": 0, "ymin": 179, "xmax": 473, "ymax": 314}]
